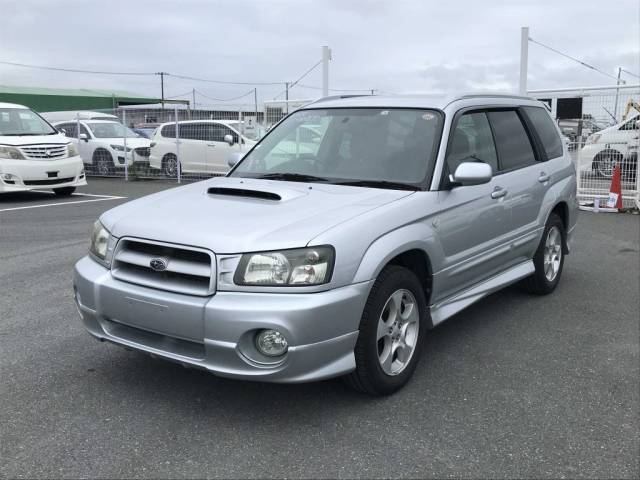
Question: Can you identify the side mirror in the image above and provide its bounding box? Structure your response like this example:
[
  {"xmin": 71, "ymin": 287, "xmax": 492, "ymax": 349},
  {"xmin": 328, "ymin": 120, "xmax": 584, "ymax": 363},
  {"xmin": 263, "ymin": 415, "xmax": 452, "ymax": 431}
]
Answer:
[
  {"xmin": 79, "ymin": 133, "xmax": 89, "ymax": 142},
  {"xmin": 227, "ymin": 151, "xmax": 243, "ymax": 168},
  {"xmin": 451, "ymin": 161, "xmax": 492, "ymax": 186},
  {"xmin": 224, "ymin": 134, "xmax": 235, "ymax": 146}
]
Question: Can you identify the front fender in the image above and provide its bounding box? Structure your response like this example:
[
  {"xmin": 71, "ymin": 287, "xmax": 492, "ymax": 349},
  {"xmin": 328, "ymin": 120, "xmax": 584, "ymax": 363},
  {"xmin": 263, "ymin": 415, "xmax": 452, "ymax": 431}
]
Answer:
[{"xmin": 352, "ymin": 222, "xmax": 438, "ymax": 284}]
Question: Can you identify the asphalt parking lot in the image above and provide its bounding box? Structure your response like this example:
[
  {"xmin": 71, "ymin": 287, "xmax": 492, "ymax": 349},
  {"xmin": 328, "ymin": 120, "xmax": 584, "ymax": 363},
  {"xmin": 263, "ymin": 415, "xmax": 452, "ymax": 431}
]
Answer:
[{"xmin": 1, "ymin": 178, "xmax": 638, "ymax": 479}]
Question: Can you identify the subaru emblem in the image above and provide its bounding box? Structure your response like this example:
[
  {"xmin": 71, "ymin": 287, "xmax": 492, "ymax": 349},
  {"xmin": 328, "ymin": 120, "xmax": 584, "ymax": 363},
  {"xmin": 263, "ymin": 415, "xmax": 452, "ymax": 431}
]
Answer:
[{"xmin": 149, "ymin": 258, "xmax": 168, "ymax": 272}]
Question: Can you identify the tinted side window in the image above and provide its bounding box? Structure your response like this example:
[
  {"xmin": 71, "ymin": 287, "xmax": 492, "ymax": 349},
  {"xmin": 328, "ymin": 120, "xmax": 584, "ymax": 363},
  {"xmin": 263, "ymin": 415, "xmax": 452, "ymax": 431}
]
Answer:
[
  {"xmin": 447, "ymin": 112, "xmax": 498, "ymax": 174},
  {"xmin": 488, "ymin": 110, "xmax": 536, "ymax": 171},
  {"xmin": 523, "ymin": 106, "xmax": 563, "ymax": 159},
  {"xmin": 619, "ymin": 117, "xmax": 639, "ymax": 131},
  {"xmin": 161, "ymin": 124, "xmax": 176, "ymax": 138}
]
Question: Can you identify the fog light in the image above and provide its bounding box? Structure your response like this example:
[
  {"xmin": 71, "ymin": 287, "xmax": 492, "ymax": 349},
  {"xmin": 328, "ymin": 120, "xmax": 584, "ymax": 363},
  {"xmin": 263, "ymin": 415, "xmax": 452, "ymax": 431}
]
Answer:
[
  {"xmin": 1, "ymin": 173, "xmax": 15, "ymax": 180},
  {"xmin": 255, "ymin": 329, "xmax": 288, "ymax": 357}
]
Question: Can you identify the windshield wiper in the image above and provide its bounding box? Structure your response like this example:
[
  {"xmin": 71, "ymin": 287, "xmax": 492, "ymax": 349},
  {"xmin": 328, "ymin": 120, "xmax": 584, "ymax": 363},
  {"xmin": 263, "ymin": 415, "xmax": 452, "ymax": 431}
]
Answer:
[
  {"xmin": 256, "ymin": 172, "xmax": 329, "ymax": 183},
  {"xmin": 337, "ymin": 180, "xmax": 420, "ymax": 191}
]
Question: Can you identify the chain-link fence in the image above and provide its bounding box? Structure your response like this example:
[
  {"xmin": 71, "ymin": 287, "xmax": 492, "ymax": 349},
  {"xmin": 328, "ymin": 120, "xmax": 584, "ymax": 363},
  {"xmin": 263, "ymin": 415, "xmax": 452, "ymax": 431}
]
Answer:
[
  {"xmin": 528, "ymin": 85, "xmax": 640, "ymax": 210},
  {"xmin": 42, "ymin": 103, "xmax": 277, "ymax": 182}
]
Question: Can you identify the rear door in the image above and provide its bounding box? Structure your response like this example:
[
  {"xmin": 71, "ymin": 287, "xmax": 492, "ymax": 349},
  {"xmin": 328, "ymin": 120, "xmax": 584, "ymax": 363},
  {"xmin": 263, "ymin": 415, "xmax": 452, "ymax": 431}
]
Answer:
[{"xmin": 487, "ymin": 108, "xmax": 552, "ymax": 262}]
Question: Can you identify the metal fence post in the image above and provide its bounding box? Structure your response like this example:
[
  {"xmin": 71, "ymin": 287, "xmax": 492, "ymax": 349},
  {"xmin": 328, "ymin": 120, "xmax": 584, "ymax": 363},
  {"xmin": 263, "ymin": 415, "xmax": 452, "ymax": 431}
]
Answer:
[
  {"xmin": 123, "ymin": 109, "xmax": 128, "ymax": 181},
  {"xmin": 175, "ymin": 103, "xmax": 181, "ymax": 183},
  {"xmin": 238, "ymin": 108, "xmax": 243, "ymax": 153}
]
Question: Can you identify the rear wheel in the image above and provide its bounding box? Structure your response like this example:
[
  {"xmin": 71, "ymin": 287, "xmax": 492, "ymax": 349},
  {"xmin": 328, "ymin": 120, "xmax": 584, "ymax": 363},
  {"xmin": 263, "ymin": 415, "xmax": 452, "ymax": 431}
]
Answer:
[
  {"xmin": 53, "ymin": 187, "xmax": 76, "ymax": 196},
  {"xmin": 163, "ymin": 154, "xmax": 178, "ymax": 178},
  {"xmin": 344, "ymin": 265, "xmax": 427, "ymax": 396},
  {"xmin": 94, "ymin": 150, "xmax": 114, "ymax": 176},
  {"xmin": 521, "ymin": 213, "xmax": 565, "ymax": 295}
]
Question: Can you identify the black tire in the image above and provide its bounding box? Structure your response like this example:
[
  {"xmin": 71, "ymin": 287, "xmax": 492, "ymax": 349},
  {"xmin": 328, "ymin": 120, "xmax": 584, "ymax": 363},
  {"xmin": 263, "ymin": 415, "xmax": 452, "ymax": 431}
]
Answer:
[
  {"xmin": 53, "ymin": 187, "xmax": 76, "ymax": 196},
  {"xmin": 594, "ymin": 151, "xmax": 623, "ymax": 179},
  {"xmin": 163, "ymin": 154, "xmax": 178, "ymax": 178},
  {"xmin": 94, "ymin": 149, "xmax": 114, "ymax": 176},
  {"xmin": 521, "ymin": 213, "xmax": 565, "ymax": 295},
  {"xmin": 344, "ymin": 265, "xmax": 428, "ymax": 396}
]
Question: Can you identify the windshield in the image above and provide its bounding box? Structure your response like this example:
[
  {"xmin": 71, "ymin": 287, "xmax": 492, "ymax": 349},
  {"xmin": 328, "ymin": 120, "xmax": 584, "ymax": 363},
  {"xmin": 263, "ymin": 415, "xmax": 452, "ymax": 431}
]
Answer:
[
  {"xmin": 230, "ymin": 108, "xmax": 443, "ymax": 188},
  {"xmin": 87, "ymin": 122, "xmax": 139, "ymax": 138},
  {"xmin": 0, "ymin": 108, "xmax": 57, "ymax": 136}
]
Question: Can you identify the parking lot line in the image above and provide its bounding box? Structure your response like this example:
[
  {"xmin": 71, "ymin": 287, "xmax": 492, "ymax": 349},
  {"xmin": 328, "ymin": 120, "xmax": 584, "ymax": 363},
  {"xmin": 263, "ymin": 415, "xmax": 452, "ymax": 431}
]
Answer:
[{"xmin": 0, "ymin": 194, "xmax": 125, "ymax": 212}]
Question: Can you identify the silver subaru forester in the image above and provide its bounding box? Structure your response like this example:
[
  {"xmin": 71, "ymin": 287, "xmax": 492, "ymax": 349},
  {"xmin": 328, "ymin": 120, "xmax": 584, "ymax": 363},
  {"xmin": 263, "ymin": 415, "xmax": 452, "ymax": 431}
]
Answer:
[{"xmin": 74, "ymin": 94, "xmax": 577, "ymax": 395}]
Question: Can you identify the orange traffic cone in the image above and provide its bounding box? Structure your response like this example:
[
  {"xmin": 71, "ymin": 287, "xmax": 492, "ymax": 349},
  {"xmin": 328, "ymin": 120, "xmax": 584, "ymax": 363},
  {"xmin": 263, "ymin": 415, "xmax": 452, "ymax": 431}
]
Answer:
[{"xmin": 606, "ymin": 163, "xmax": 623, "ymax": 211}]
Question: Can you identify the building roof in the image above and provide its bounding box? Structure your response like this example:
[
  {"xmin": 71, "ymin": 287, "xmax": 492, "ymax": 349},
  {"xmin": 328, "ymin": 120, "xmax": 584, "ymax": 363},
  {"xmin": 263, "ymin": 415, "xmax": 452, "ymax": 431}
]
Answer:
[{"xmin": 0, "ymin": 85, "xmax": 187, "ymax": 112}]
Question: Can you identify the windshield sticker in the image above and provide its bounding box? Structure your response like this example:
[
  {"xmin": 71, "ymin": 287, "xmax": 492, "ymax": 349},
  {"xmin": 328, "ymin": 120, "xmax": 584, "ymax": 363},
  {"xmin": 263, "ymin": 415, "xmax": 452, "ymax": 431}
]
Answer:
[{"xmin": 422, "ymin": 113, "xmax": 436, "ymax": 121}]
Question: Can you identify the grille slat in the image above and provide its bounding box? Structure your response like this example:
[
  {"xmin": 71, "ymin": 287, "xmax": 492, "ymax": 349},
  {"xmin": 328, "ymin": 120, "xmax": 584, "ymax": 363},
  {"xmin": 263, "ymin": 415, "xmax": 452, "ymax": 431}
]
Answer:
[
  {"xmin": 20, "ymin": 144, "xmax": 68, "ymax": 160},
  {"xmin": 112, "ymin": 238, "xmax": 215, "ymax": 296}
]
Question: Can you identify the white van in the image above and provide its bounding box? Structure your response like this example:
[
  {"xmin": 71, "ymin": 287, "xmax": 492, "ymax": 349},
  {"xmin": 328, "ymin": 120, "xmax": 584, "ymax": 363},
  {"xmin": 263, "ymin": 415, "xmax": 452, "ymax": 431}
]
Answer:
[
  {"xmin": 41, "ymin": 110, "xmax": 120, "ymax": 123},
  {"xmin": 149, "ymin": 120, "xmax": 257, "ymax": 177},
  {"xmin": 0, "ymin": 102, "xmax": 86, "ymax": 195}
]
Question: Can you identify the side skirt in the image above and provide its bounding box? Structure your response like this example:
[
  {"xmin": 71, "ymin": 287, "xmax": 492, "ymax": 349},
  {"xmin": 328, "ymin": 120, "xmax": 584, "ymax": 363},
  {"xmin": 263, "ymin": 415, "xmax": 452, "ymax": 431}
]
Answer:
[{"xmin": 429, "ymin": 260, "xmax": 535, "ymax": 327}]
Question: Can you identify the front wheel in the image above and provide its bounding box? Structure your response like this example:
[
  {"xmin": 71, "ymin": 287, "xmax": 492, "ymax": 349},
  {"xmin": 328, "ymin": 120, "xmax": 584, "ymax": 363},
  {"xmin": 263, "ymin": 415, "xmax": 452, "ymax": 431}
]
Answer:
[
  {"xmin": 163, "ymin": 154, "xmax": 178, "ymax": 178},
  {"xmin": 344, "ymin": 265, "xmax": 427, "ymax": 396},
  {"xmin": 521, "ymin": 213, "xmax": 565, "ymax": 295},
  {"xmin": 53, "ymin": 187, "xmax": 76, "ymax": 196}
]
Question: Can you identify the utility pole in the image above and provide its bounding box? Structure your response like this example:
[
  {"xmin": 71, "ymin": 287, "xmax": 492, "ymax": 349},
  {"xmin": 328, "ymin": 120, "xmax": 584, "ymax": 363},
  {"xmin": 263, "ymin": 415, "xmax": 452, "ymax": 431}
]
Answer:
[
  {"xmin": 285, "ymin": 82, "xmax": 289, "ymax": 114},
  {"xmin": 613, "ymin": 67, "xmax": 625, "ymax": 121},
  {"xmin": 254, "ymin": 88, "xmax": 258, "ymax": 121},
  {"xmin": 322, "ymin": 46, "xmax": 331, "ymax": 97},
  {"xmin": 519, "ymin": 27, "xmax": 529, "ymax": 95},
  {"xmin": 156, "ymin": 72, "xmax": 168, "ymax": 109},
  {"xmin": 192, "ymin": 88, "xmax": 196, "ymax": 109}
]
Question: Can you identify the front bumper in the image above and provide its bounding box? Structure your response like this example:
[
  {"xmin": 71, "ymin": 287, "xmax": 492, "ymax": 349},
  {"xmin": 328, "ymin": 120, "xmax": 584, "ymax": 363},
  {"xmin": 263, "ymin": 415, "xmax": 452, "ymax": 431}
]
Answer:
[
  {"xmin": 73, "ymin": 256, "xmax": 371, "ymax": 383},
  {"xmin": 0, "ymin": 155, "xmax": 86, "ymax": 192}
]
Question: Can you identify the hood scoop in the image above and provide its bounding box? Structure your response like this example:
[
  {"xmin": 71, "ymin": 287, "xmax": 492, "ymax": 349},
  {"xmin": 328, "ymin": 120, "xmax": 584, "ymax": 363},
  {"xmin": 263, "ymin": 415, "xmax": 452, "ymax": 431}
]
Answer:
[{"xmin": 207, "ymin": 186, "xmax": 281, "ymax": 201}]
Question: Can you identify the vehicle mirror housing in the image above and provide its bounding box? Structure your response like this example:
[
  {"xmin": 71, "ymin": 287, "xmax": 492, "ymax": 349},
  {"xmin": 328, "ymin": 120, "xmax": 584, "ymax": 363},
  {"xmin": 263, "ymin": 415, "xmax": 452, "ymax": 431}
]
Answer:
[
  {"xmin": 227, "ymin": 151, "xmax": 243, "ymax": 168},
  {"xmin": 451, "ymin": 161, "xmax": 492, "ymax": 186},
  {"xmin": 224, "ymin": 134, "xmax": 235, "ymax": 146},
  {"xmin": 79, "ymin": 133, "xmax": 89, "ymax": 142}
]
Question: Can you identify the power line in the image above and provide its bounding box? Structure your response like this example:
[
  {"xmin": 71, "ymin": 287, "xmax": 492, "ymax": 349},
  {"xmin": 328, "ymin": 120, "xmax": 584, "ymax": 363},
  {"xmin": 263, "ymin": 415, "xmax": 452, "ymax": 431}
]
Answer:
[
  {"xmin": 193, "ymin": 88, "xmax": 255, "ymax": 102},
  {"xmin": 621, "ymin": 68, "xmax": 640, "ymax": 79},
  {"xmin": 528, "ymin": 37, "xmax": 619, "ymax": 81},
  {"xmin": 0, "ymin": 59, "xmax": 155, "ymax": 76},
  {"xmin": 167, "ymin": 73, "xmax": 282, "ymax": 86},
  {"xmin": 289, "ymin": 60, "xmax": 323, "ymax": 89}
]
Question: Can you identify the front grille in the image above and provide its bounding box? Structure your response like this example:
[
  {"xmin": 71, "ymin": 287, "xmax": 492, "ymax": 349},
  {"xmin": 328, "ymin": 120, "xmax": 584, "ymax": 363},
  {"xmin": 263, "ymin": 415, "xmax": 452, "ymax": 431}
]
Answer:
[
  {"xmin": 134, "ymin": 147, "xmax": 150, "ymax": 157},
  {"xmin": 20, "ymin": 144, "xmax": 68, "ymax": 160},
  {"xmin": 23, "ymin": 177, "xmax": 74, "ymax": 185},
  {"xmin": 111, "ymin": 238, "xmax": 215, "ymax": 296}
]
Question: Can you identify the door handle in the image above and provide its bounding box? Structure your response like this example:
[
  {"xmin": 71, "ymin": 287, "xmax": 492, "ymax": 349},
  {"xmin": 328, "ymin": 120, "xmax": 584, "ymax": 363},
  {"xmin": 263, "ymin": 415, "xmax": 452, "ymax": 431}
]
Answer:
[
  {"xmin": 538, "ymin": 172, "xmax": 550, "ymax": 183},
  {"xmin": 491, "ymin": 186, "xmax": 507, "ymax": 199}
]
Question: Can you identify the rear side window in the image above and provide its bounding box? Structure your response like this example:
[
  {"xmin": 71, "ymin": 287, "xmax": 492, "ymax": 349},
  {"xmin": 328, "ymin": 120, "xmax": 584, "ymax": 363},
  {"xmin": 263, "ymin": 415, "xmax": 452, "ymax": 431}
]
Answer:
[
  {"xmin": 487, "ymin": 110, "xmax": 537, "ymax": 171},
  {"xmin": 523, "ymin": 106, "xmax": 563, "ymax": 159}
]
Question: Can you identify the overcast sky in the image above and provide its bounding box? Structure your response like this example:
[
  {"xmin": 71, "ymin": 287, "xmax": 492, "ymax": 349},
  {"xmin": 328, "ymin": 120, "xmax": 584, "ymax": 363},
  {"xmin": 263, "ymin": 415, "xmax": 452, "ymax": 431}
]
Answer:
[{"xmin": 1, "ymin": 0, "xmax": 638, "ymax": 105}]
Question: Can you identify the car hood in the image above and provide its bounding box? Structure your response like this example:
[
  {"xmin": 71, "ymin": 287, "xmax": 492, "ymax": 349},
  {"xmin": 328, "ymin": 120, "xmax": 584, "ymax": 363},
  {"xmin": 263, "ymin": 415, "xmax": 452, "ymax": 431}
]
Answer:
[
  {"xmin": 101, "ymin": 176, "xmax": 414, "ymax": 253},
  {"xmin": 0, "ymin": 133, "xmax": 69, "ymax": 146}
]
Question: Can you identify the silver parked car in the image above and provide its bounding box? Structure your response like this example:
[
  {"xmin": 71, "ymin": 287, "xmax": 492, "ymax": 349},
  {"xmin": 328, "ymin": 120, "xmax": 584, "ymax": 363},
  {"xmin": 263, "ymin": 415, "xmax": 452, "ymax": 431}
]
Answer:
[{"xmin": 74, "ymin": 94, "xmax": 577, "ymax": 395}]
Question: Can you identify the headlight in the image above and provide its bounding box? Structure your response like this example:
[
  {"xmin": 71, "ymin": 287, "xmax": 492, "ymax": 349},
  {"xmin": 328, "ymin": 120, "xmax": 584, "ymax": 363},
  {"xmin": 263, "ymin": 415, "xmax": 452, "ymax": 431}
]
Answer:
[
  {"xmin": 234, "ymin": 246, "xmax": 334, "ymax": 286},
  {"xmin": 587, "ymin": 134, "xmax": 601, "ymax": 144},
  {"xmin": 89, "ymin": 220, "xmax": 114, "ymax": 267},
  {"xmin": 0, "ymin": 146, "xmax": 26, "ymax": 160},
  {"xmin": 110, "ymin": 144, "xmax": 132, "ymax": 152},
  {"xmin": 67, "ymin": 143, "xmax": 79, "ymax": 157}
]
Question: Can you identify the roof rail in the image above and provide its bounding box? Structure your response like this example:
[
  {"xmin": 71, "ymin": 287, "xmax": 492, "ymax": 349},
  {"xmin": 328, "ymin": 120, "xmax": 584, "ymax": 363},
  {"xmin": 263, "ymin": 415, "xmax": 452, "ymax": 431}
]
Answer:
[{"xmin": 308, "ymin": 94, "xmax": 371, "ymax": 105}]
